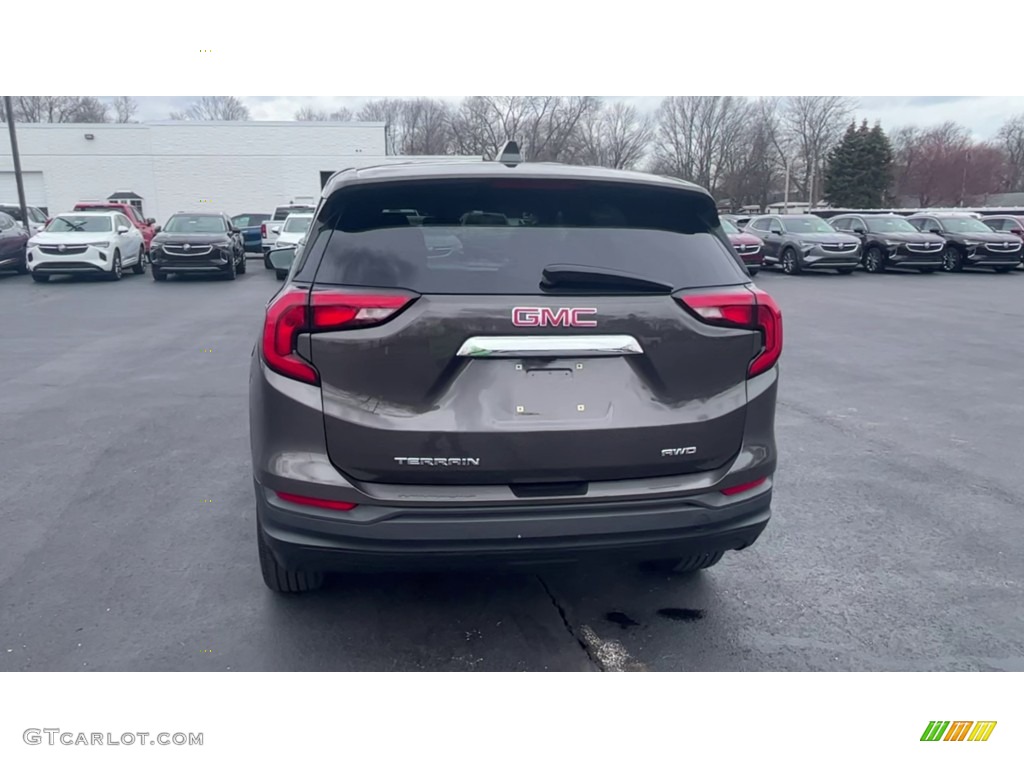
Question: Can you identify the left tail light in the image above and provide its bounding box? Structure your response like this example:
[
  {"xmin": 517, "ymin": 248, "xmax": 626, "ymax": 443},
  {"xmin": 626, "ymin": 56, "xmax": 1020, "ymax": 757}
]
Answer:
[
  {"xmin": 677, "ymin": 286, "xmax": 783, "ymax": 378},
  {"xmin": 261, "ymin": 285, "xmax": 416, "ymax": 385}
]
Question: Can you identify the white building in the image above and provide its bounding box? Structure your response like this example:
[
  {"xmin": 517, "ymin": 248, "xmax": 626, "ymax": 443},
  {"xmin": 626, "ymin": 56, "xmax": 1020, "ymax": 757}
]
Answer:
[{"xmin": 0, "ymin": 121, "xmax": 481, "ymax": 222}]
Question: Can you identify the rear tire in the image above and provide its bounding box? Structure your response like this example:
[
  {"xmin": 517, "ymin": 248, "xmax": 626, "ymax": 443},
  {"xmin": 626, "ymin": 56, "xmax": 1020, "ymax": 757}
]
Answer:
[
  {"xmin": 276, "ymin": 269, "xmax": 287, "ymax": 281},
  {"xmin": 152, "ymin": 267, "xmax": 167, "ymax": 281},
  {"xmin": 264, "ymin": 252, "xmax": 273, "ymax": 269},
  {"xmin": 31, "ymin": 273, "xmax": 50, "ymax": 283},
  {"xmin": 132, "ymin": 245, "xmax": 146, "ymax": 274},
  {"xmin": 258, "ymin": 526, "xmax": 324, "ymax": 593},
  {"xmin": 642, "ymin": 551, "xmax": 725, "ymax": 574},
  {"xmin": 782, "ymin": 248, "xmax": 801, "ymax": 275},
  {"xmin": 748, "ymin": 267, "xmax": 759, "ymax": 276}
]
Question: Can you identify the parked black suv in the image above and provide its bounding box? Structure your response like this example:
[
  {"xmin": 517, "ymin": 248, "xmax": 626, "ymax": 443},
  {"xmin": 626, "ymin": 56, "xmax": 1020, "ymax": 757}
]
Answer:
[
  {"xmin": 249, "ymin": 148, "xmax": 783, "ymax": 592},
  {"xmin": 906, "ymin": 213, "xmax": 1023, "ymax": 272},
  {"xmin": 150, "ymin": 212, "xmax": 246, "ymax": 281},
  {"xmin": 829, "ymin": 213, "xmax": 945, "ymax": 273},
  {"xmin": 746, "ymin": 214, "xmax": 861, "ymax": 274}
]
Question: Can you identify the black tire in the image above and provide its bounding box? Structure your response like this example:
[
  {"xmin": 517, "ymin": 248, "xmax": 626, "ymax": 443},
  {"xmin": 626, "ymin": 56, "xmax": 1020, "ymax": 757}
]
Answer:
[
  {"xmin": 864, "ymin": 246, "xmax": 886, "ymax": 273},
  {"xmin": 31, "ymin": 272, "xmax": 50, "ymax": 283},
  {"xmin": 237, "ymin": 254, "xmax": 247, "ymax": 274},
  {"xmin": 258, "ymin": 525, "xmax": 324, "ymax": 593},
  {"xmin": 994, "ymin": 266, "xmax": 1013, "ymax": 273},
  {"xmin": 264, "ymin": 252, "xmax": 273, "ymax": 269},
  {"xmin": 152, "ymin": 267, "xmax": 167, "ymax": 282},
  {"xmin": 16, "ymin": 259, "xmax": 29, "ymax": 275},
  {"xmin": 748, "ymin": 267, "xmax": 759, "ymax": 276},
  {"xmin": 107, "ymin": 251, "xmax": 123, "ymax": 281},
  {"xmin": 276, "ymin": 269, "xmax": 287, "ymax": 281},
  {"xmin": 132, "ymin": 245, "xmax": 146, "ymax": 274},
  {"xmin": 943, "ymin": 246, "xmax": 963, "ymax": 272},
  {"xmin": 223, "ymin": 255, "xmax": 236, "ymax": 281},
  {"xmin": 641, "ymin": 551, "xmax": 725, "ymax": 575},
  {"xmin": 782, "ymin": 248, "xmax": 801, "ymax": 275},
  {"xmin": 918, "ymin": 267, "xmax": 935, "ymax": 273},
  {"xmin": 836, "ymin": 268, "xmax": 854, "ymax": 274}
]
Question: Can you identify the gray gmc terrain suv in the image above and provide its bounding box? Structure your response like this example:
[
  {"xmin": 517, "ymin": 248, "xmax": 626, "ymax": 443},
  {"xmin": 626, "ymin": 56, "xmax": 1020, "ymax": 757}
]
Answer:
[{"xmin": 249, "ymin": 148, "xmax": 783, "ymax": 592}]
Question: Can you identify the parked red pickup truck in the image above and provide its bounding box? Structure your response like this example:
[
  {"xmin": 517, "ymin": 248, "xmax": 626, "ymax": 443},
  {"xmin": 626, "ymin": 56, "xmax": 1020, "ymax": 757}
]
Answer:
[{"xmin": 70, "ymin": 202, "xmax": 159, "ymax": 253}]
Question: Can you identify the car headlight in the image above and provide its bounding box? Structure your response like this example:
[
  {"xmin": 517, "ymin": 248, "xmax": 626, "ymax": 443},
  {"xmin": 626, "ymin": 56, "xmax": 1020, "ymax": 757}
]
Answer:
[
  {"xmin": 962, "ymin": 240, "xmax": 981, "ymax": 246},
  {"xmin": 883, "ymin": 240, "xmax": 899, "ymax": 247},
  {"xmin": 85, "ymin": 241, "xmax": 111, "ymax": 248},
  {"xmin": 798, "ymin": 240, "xmax": 816, "ymax": 248},
  {"xmin": 27, "ymin": 238, "xmax": 40, "ymax": 247}
]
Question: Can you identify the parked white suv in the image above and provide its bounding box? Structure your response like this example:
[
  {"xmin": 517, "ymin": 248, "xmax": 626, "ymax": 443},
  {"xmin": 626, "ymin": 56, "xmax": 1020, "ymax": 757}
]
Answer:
[
  {"xmin": 261, "ymin": 203, "xmax": 315, "ymax": 254},
  {"xmin": 26, "ymin": 211, "xmax": 147, "ymax": 283},
  {"xmin": 266, "ymin": 213, "xmax": 313, "ymax": 275}
]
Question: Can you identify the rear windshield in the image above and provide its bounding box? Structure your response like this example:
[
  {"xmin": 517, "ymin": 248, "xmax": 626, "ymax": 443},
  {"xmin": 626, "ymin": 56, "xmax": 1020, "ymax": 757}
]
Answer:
[
  {"xmin": 311, "ymin": 179, "xmax": 746, "ymax": 293},
  {"xmin": 274, "ymin": 206, "xmax": 313, "ymax": 220}
]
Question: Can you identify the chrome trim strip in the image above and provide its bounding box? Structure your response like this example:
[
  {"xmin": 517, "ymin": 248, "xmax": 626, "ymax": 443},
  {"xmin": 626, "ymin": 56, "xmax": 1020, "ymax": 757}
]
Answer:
[{"xmin": 456, "ymin": 335, "xmax": 644, "ymax": 358}]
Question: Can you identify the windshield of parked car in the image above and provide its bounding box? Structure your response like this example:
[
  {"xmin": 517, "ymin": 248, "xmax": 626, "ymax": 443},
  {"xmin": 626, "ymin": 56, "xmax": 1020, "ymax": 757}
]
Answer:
[
  {"xmin": 720, "ymin": 219, "xmax": 739, "ymax": 234},
  {"xmin": 163, "ymin": 215, "xmax": 228, "ymax": 234},
  {"xmin": 47, "ymin": 216, "xmax": 112, "ymax": 233},
  {"xmin": 783, "ymin": 217, "xmax": 834, "ymax": 234},
  {"xmin": 867, "ymin": 217, "xmax": 918, "ymax": 233},
  {"xmin": 283, "ymin": 215, "xmax": 312, "ymax": 233},
  {"xmin": 940, "ymin": 216, "xmax": 995, "ymax": 234}
]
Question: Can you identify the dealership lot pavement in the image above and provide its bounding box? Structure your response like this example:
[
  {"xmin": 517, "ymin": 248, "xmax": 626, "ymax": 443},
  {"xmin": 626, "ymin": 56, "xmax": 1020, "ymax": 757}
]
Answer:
[{"xmin": 1, "ymin": 265, "xmax": 1022, "ymax": 672}]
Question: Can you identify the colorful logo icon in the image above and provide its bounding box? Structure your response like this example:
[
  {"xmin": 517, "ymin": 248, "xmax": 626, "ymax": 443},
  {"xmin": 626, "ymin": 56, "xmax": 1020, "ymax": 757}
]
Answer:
[{"xmin": 921, "ymin": 721, "xmax": 997, "ymax": 742}]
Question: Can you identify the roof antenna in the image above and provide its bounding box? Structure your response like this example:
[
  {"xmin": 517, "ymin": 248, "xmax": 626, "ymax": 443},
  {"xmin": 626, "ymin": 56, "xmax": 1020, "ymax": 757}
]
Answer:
[{"xmin": 497, "ymin": 140, "xmax": 523, "ymax": 167}]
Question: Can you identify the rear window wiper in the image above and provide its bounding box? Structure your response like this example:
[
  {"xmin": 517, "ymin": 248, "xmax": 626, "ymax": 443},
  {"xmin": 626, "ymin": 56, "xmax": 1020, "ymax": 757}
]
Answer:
[{"xmin": 540, "ymin": 264, "xmax": 674, "ymax": 293}]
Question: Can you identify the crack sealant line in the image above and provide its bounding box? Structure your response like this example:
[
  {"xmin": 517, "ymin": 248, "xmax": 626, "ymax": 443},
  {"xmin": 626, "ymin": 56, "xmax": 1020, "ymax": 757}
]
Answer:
[{"xmin": 537, "ymin": 576, "xmax": 645, "ymax": 672}]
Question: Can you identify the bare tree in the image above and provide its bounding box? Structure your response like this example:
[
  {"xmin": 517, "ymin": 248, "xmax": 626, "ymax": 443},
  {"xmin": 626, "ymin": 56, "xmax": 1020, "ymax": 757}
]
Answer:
[
  {"xmin": 718, "ymin": 98, "xmax": 785, "ymax": 211},
  {"xmin": 996, "ymin": 113, "xmax": 1024, "ymax": 191},
  {"xmin": 112, "ymin": 96, "xmax": 138, "ymax": 123},
  {"xmin": 779, "ymin": 96, "xmax": 856, "ymax": 201},
  {"xmin": 170, "ymin": 96, "xmax": 250, "ymax": 120},
  {"xmin": 651, "ymin": 96, "xmax": 750, "ymax": 193},
  {"xmin": 577, "ymin": 101, "xmax": 653, "ymax": 169},
  {"xmin": 295, "ymin": 105, "xmax": 354, "ymax": 121},
  {"xmin": 5, "ymin": 96, "xmax": 109, "ymax": 123},
  {"xmin": 398, "ymin": 98, "xmax": 453, "ymax": 155}
]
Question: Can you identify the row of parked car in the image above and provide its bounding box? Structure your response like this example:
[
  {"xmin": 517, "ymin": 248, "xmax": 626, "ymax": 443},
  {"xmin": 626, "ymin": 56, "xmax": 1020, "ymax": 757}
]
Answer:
[
  {"xmin": 721, "ymin": 211, "xmax": 1024, "ymax": 275},
  {"xmin": 0, "ymin": 201, "xmax": 317, "ymax": 282}
]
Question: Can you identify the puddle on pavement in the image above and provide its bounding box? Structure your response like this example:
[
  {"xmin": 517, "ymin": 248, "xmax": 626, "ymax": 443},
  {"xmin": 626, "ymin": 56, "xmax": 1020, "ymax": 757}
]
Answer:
[
  {"xmin": 604, "ymin": 611, "xmax": 640, "ymax": 629},
  {"xmin": 657, "ymin": 608, "xmax": 705, "ymax": 622}
]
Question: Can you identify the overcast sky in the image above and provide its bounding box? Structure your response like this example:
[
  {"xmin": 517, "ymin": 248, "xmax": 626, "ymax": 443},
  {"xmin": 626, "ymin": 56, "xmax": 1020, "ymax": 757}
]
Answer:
[{"xmin": 130, "ymin": 96, "xmax": 1024, "ymax": 139}]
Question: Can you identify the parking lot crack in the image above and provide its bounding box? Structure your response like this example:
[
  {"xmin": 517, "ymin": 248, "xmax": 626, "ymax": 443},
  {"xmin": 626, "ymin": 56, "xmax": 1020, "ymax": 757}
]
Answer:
[{"xmin": 538, "ymin": 576, "xmax": 626, "ymax": 671}]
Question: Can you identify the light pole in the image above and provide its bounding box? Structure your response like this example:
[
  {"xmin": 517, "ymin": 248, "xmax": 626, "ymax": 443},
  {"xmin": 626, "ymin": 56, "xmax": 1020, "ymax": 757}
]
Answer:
[{"xmin": 3, "ymin": 96, "xmax": 31, "ymax": 237}]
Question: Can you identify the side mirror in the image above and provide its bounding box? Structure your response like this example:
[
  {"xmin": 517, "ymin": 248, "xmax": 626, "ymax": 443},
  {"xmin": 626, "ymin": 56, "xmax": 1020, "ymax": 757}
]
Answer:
[
  {"xmin": 770, "ymin": 228, "xmax": 783, "ymax": 236},
  {"xmin": 853, "ymin": 227, "xmax": 865, "ymax": 235},
  {"xmin": 231, "ymin": 227, "xmax": 241, "ymax": 234},
  {"xmin": 268, "ymin": 245, "xmax": 297, "ymax": 273},
  {"xmin": 271, "ymin": 226, "xmax": 281, "ymax": 234},
  {"xmin": 153, "ymin": 226, "xmax": 162, "ymax": 234},
  {"xmin": 929, "ymin": 228, "xmax": 942, "ymax": 235},
  {"xmin": 146, "ymin": 218, "xmax": 156, "ymax": 226},
  {"xmin": 117, "ymin": 225, "xmax": 130, "ymax": 234}
]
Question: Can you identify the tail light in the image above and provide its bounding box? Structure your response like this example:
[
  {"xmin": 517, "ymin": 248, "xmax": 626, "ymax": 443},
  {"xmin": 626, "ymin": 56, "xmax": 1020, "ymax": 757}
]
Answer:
[
  {"xmin": 261, "ymin": 285, "xmax": 415, "ymax": 385},
  {"xmin": 721, "ymin": 477, "xmax": 767, "ymax": 496},
  {"xmin": 677, "ymin": 286, "xmax": 782, "ymax": 378},
  {"xmin": 261, "ymin": 223, "xmax": 267, "ymax": 238},
  {"xmin": 275, "ymin": 491, "xmax": 357, "ymax": 511}
]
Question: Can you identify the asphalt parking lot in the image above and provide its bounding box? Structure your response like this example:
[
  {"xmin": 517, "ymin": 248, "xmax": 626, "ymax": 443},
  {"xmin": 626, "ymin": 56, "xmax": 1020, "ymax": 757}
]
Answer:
[{"xmin": 1, "ymin": 263, "xmax": 1022, "ymax": 672}]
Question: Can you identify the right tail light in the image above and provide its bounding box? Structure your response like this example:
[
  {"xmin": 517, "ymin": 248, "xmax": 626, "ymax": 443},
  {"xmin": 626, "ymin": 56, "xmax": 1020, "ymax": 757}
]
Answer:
[{"xmin": 677, "ymin": 286, "xmax": 783, "ymax": 379}]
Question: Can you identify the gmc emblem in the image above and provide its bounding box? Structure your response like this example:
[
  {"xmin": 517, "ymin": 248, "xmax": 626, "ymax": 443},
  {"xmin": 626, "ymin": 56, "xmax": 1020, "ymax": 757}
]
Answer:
[{"xmin": 512, "ymin": 307, "xmax": 598, "ymax": 327}]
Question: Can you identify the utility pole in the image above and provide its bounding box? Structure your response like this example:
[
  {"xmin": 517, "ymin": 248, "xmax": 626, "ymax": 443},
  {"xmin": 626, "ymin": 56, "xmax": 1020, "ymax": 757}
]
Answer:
[{"xmin": 3, "ymin": 96, "xmax": 31, "ymax": 236}]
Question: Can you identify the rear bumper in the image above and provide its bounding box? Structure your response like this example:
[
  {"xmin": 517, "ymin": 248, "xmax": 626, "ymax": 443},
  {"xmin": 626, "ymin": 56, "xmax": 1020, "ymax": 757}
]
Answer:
[{"xmin": 256, "ymin": 478, "xmax": 772, "ymax": 570}]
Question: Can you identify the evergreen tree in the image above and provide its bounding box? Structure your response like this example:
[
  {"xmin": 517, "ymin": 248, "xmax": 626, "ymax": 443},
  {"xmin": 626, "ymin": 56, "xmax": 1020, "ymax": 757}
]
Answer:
[{"xmin": 825, "ymin": 120, "xmax": 894, "ymax": 207}]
